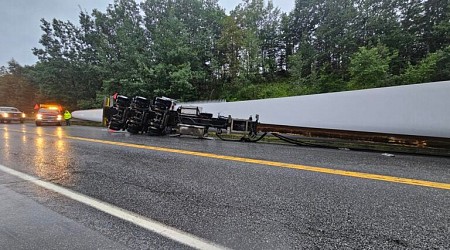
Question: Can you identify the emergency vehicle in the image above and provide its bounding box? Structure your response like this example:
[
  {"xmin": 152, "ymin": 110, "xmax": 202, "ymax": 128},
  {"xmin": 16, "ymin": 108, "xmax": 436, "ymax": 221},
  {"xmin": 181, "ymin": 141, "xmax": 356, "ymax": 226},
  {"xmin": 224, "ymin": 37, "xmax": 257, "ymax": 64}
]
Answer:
[{"xmin": 35, "ymin": 104, "xmax": 63, "ymax": 126}]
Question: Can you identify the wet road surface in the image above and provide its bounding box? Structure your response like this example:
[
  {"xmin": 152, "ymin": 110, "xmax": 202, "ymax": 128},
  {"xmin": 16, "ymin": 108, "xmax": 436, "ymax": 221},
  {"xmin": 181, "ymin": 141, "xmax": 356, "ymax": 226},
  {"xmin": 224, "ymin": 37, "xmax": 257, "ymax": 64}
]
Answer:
[{"xmin": 0, "ymin": 123, "xmax": 449, "ymax": 249}]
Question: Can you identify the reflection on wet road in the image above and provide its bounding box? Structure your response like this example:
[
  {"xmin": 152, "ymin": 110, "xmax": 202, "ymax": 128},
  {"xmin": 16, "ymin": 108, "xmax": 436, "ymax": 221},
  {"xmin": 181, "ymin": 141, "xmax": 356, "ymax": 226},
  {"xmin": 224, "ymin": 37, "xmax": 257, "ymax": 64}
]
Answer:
[
  {"xmin": 33, "ymin": 129, "xmax": 70, "ymax": 180},
  {"xmin": 0, "ymin": 125, "xmax": 71, "ymax": 182},
  {"xmin": 2, "ymin": 127, "xmax": 10, "ymax": 162}
]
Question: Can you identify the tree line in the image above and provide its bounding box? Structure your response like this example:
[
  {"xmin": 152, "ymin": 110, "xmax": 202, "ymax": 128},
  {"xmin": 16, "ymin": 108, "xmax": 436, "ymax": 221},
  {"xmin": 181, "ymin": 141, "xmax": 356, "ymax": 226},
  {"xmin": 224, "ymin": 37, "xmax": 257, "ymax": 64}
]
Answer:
[{"xmin": 1, "ymin": 0, "xmax": 449, "ymax": 113}]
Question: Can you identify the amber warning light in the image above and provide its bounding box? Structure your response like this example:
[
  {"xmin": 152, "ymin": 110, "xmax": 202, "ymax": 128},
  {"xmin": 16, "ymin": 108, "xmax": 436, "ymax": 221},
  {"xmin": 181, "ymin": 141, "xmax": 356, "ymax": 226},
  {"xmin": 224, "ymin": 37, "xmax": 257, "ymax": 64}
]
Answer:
[{"xmin": 38, "ymin": 104, "xmax": 62, "ymax": 111}]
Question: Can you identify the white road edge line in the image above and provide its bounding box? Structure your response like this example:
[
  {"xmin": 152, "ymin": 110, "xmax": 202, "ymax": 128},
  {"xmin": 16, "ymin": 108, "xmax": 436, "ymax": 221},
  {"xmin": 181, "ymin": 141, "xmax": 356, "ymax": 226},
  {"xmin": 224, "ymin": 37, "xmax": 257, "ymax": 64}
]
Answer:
[{"xmin": 0, "ymin": 164, "xmax": 229, "ymax": 250}]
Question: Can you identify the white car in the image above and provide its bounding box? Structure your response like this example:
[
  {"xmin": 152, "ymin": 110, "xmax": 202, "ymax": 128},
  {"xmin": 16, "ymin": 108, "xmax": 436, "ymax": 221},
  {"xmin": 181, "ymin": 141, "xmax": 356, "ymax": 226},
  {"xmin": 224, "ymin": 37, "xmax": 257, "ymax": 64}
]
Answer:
[{"xmin": 0, "ymin": 107, "xmax": 26, "ymax": 123}]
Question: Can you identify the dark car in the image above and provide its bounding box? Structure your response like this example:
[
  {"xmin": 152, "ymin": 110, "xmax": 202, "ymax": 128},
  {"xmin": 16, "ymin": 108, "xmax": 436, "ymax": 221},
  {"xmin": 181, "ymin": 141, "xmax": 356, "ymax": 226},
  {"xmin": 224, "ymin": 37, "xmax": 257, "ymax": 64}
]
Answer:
[
  {"xmin": 0, "ymin": 106, "xmax": 26, "ymax": 123},
  {"xmin": 35, "ymin": 108, "xmax": 63, "ymax": 126}
]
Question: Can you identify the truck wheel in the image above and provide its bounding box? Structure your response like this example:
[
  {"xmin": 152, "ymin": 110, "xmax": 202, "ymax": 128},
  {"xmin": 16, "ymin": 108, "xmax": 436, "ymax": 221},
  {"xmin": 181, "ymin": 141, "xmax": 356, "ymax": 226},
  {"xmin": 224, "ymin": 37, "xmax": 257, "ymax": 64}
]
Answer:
[
  {"xmin": 109, "ymin": 123, "xmax": 121, "ymax": 130},
  {"xmin": 127, "ymin": 127, "xmax": 139, "ymax": 134},
  {"xmin": 35, "ymin": 122, "xmax": 41, "ymax": 126}
]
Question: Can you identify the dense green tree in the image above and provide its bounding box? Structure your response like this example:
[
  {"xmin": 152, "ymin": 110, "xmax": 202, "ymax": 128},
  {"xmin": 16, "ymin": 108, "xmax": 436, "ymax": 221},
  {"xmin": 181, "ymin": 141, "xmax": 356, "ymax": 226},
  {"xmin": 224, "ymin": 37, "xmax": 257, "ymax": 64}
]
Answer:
[
  {"xmin": 141, "ymin": 0, "xmax": 225, "ymax": 100},
  {"xmin": 348, "ymin": 45, "xmax": 396, "ymax": 89},
  {"xmin": 149, "ymin": 13, "xmax": 195, "ymax": 99},
  {"xmin": 217, "ymin": 16, "xmax": 245, "ymax": 81},
  {"xmin": 278, "ymin": 13, "xmax": 294, "ymax": 73},
  {"xmin": 354, "ymin": 0, "xmax": 402, "ymax": 47},
  {"xmin": 396, "ymin": 45, "xmax": 450, "ymax": 84},
  {"xmin": 422, "ymin": 0, "xmax": 450, "ymax": 53},
  {"xmin": 0, "ymin": 60, "xmax": 38, "ymax": 114},
  {"xmin": 433, "ymin": 45, "xmax": 450, "ymax": 81},
  {"xmin": 30, "ymin": 17, "xmax": 103, "ymax": 110},
  {"xmin": 91, "ymin": 0, "xmax": 150, "ymax": 98},
  {"xmin": 259, "ymin": 1, "xmax": 281, "ymax": 78},
  {"xmin": 231, "ymin": 0, "xmax": 282, "ymax": 79}
]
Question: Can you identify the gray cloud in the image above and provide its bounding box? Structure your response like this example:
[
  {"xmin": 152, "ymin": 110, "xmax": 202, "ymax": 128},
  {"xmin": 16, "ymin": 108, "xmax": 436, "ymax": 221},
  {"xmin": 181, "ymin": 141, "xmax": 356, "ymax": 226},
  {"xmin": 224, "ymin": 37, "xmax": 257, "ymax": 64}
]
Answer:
[{"xmin": 0, "ymin": 0, "xmax": 111, "ymax": 67}]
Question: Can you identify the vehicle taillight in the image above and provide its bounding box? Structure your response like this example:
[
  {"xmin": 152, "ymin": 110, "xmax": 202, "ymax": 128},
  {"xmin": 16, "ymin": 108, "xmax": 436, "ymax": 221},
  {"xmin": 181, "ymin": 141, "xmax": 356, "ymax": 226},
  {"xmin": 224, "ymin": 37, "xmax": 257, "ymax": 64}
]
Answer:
[{"xmin": 2, "ymin": 113, "xmax": 8, "ymax": 118}]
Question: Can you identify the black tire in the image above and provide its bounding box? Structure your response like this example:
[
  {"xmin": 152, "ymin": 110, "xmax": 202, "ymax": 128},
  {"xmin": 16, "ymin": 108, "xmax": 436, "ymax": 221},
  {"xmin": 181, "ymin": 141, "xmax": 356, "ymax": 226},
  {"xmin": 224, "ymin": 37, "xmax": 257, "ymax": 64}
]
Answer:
[
  {"xmin": 147, "ymin": 127, "xmax": 163, "ymax": 136},
  {"xmin": 108, "ymin": 122, "xmax": 122, "ymax": 131},
  {"xmin": 127, "ymin": 125, "xmax": 139, "ymax": 134},
  {"xmin": 20, "ymin": 120, "xmax": 24, "ymax": 124},
  {"xmin": 35, "ymin": 122, "xmax": 41, "ymax": 126}
]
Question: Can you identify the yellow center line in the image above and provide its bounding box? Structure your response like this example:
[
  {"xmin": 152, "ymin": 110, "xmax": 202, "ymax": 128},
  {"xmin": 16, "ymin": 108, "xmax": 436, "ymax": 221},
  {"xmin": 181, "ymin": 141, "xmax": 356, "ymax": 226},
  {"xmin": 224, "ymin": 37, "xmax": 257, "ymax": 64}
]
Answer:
[
  {"xmin": 70, "ymin": 136, "xmax": 450, "ymax": 190},
  {"xmin": 4, "ymin": 127, "xmax": 450, "ymax": 190}
]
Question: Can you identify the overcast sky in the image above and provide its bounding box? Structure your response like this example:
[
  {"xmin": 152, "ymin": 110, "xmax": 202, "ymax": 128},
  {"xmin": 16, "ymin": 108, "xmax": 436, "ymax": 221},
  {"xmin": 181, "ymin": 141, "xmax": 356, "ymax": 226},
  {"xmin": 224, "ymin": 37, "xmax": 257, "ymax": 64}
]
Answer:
[{"xmin": 0, "ymin": 0, "xmax": 294, "ymax": 68}]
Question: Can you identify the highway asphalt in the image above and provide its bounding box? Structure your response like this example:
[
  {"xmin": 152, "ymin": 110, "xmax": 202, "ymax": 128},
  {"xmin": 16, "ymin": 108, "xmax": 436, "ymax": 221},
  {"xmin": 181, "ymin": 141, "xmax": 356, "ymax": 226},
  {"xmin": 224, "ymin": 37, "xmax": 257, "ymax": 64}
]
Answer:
[{"xmin": 0, "ymin": 123, "xmax": 449, "ymax": 249}]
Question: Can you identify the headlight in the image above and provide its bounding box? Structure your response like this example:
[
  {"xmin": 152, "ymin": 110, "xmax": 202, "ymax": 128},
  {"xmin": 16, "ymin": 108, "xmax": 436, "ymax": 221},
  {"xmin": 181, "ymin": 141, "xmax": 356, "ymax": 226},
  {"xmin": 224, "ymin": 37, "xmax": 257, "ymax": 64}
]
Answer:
[
  {"xmin": 22, "ymin": 113, "xmax": 26, "ymax": 118},
  {"xmin": 2, "ymin": 113, "xmax": 8, "ymax": 118},
  {"xmin": 36, "ymin": 114, "xmax": 43, "ymax": 120},
  {"xmin": 57, "ymin": 115, "xmax": 62, "ymax": 121}
]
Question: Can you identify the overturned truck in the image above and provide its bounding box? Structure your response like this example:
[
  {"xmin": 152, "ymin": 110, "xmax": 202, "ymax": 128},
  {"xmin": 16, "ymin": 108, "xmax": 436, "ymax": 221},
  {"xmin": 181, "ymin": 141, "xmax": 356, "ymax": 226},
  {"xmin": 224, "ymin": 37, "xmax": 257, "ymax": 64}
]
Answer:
[{"xmin": 105, "ymin": 95, "xmax": 267, "ymax": 142}]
